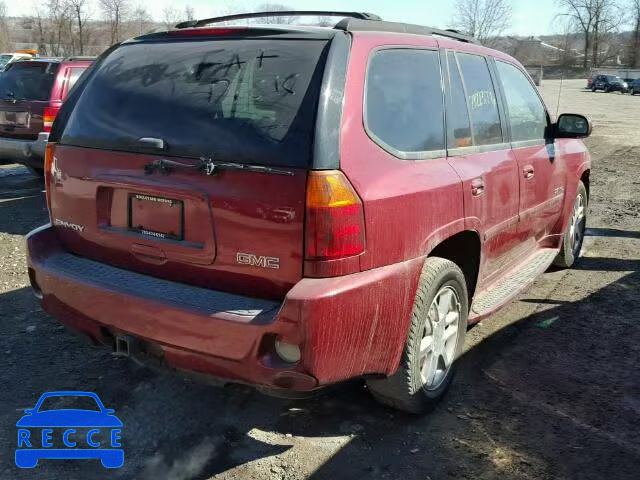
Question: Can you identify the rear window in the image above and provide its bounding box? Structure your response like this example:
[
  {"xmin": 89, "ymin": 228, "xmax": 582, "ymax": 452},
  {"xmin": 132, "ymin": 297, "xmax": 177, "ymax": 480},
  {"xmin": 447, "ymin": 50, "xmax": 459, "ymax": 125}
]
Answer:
[
  {"xmin": 60, "ymin": 38, "xmax": 330, "ymax": 168},
  {"xmin": 0, "ymin": 62, "xmax": 59, "ymax": 101},
  {"xmin": 64, "ymin": 67, "xmax": 87, "ymax": 98}
]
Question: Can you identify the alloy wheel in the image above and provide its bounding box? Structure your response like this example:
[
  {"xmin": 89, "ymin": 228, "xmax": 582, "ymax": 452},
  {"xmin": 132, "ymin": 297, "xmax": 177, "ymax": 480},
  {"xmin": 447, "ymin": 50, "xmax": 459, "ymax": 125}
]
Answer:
[
  {"xmin": 569, "ymin": 193, "xmax": 586, "ymax": 256},
  {"xmin": 418, "ymin": 286, "xmax": 461, "ymax": 392}
]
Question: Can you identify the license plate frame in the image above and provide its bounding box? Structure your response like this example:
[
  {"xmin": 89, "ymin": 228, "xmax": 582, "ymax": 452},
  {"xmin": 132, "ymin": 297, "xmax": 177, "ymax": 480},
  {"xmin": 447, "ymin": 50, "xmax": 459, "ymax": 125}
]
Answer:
[{"xmin": 128, "ymin": 193, "xmax": 184, "ymax": 241}]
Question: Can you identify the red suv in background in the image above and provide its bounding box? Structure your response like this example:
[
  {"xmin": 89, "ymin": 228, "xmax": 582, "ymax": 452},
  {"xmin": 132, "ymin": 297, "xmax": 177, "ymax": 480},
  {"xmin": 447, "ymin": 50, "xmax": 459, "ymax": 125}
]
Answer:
[
  {"xmin": 0, "ymin": 57, "xmax": 94, "ymax": 175},
  {"xmin": 26, "ymin": 12, "xmax": 592, "ymax": 414}
]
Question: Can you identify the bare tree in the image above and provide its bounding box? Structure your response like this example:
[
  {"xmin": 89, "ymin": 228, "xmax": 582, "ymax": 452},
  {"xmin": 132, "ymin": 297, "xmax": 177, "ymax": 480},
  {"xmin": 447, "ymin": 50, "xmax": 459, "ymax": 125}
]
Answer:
[
  {"xmin": 590, "ymin": 0, "xmax": 623, "ymax": 66},
  {"xmin": 556, "ymin": 0, "xmax": 623, "ymax": 68},
  {"xmin": 256, "ymin": 3, "xmax": 298, "ymax": 24},
  {"xmin": 557, "ymin": 22, "xmax": 582, "ymax": 67},
  {"xmin": 630, "ymin": 0, "xmax": 640, "ymax": 67},
  {"xmin": 130, "ymin": 5, "xmax": 153, "ymax": 36},
  {"xmin": 452, "ymin": 0, "xmax": 512, "ymax": 46},
  {"xmin": 316, "ymin": 15, "xmax": 337, "ymax": 27},
  {"xmin": 32, "ymin": 0, "xmax": 74, "ymax": 56},
  {"xmin": 162, "ymin": 5, "xmax": 181, "ymax": 29},
  {"xmin": 99, "ymin": 0, "xmax": 129, "ymax": 45},
  {"xmin": 0, "ymin": 0, "xmax": 11, "ymax": 52},
  {"xmin": 67, "ymin": 0, "xmax": 91, "ymax": 55},
  {"xmin": 184, "ymin": 5, "xmax": 196, "ymax": 22}
]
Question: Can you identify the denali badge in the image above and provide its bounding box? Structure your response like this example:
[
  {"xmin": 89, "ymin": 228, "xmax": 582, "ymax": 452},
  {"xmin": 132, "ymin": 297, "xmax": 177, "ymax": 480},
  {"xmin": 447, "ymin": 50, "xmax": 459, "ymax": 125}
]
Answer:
[
  {"xmin": 236, "ymin": 252, "xmax": 280, "ymax": 270},
  {"xmin": 54, "ymin": 219, "xmax": 85, "ymax": 233}
]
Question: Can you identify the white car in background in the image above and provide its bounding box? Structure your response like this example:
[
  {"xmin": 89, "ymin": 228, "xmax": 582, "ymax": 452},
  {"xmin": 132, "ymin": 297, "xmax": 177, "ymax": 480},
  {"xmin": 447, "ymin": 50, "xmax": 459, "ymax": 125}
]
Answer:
[{"xmin": 0, "ymin": 53, "xmax": 34, "ymax": 72}]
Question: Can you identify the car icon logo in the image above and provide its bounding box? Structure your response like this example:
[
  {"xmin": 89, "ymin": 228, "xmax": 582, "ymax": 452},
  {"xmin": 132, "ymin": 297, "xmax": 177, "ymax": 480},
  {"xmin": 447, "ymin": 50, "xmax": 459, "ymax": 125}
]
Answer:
[{"xmin": 15, "ymin": 391, "xmax": 123, "ymax": 469}]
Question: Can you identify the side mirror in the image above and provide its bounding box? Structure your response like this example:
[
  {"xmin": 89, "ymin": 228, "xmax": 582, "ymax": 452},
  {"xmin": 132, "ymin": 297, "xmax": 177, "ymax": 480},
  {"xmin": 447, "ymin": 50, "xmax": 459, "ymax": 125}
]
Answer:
[{"xmin": 555, "ymin": 114, "xmax": 592, "ymax": 139}]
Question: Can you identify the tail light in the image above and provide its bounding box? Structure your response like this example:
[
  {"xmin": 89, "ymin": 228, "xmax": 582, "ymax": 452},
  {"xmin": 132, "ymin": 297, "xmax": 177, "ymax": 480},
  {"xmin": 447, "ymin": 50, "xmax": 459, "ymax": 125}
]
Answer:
[
  {"xmin": 43, "ymin": 105, "xmax": 60, "ymax": 133},
  {"xmin": 44, "ymin": 143, "xmax": 56, "ymax": 215},
  {"xmin": 305, "ymin": 171, "xmax": 365, "ymax": 261}
]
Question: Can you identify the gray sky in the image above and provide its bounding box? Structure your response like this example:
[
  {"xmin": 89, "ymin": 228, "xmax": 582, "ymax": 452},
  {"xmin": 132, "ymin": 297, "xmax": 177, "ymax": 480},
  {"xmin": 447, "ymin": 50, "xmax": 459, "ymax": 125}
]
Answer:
[{"xmin": 7, "ymin": 0, "xmax": 566, "ymax": 36}]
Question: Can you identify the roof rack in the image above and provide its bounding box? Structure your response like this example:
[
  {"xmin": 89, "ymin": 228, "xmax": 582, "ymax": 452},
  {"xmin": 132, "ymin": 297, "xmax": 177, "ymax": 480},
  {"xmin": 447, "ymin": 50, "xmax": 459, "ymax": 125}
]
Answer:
[
  {"xmin": 19, "ymin": 57, "xmax": 62, "ymax": 62},
  {"xmin": 334, "ymin": 18, "xmax": 480, "ymax": 45},
  {"xmin": 64, "ymin": 56, "xmax": 97, "ymax": 61},
  {"xmin": 174, "ymin": 11, "xmax": 479, "ymax": 45},
  {"xmin": 175, "ymin": 11, "xmax": 381, "ymax": 30}
]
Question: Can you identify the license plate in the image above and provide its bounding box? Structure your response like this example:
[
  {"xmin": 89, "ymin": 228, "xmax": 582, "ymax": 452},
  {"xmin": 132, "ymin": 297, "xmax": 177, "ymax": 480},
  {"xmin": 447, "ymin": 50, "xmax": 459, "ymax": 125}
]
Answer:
[
  {"xmin": 128, "ymin": 194, "xmax": 183, "ymax": 241},
  {"xmin": 0, "ymin": 111, "xmax": 29, "ymax": 127}
]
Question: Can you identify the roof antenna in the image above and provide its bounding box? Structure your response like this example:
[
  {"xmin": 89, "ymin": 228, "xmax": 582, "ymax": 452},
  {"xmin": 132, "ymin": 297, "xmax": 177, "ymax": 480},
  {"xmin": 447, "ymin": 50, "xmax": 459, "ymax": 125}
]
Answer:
[{"xmin": 555, "ymin": 72, "xmax": 564, "ymax": 120}]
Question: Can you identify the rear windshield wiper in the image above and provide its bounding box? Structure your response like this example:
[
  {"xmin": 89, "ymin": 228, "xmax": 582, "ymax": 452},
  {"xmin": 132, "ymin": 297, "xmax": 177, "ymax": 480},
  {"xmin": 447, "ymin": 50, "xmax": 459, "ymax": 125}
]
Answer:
[{"xmin": 144, "ymin": 157, "xmax": 294, "ymax": 177}]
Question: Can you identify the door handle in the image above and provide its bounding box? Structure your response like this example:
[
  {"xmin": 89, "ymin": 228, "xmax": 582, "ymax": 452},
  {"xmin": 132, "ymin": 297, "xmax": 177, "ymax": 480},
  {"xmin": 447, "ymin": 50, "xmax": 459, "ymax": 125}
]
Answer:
[
  {"xmin": 471, "ymin": 178, "xmax": 485, "ymax": 196},
  {"xmin": 523, "ymin": 165, "xmax": 535, "ymax": 180}
]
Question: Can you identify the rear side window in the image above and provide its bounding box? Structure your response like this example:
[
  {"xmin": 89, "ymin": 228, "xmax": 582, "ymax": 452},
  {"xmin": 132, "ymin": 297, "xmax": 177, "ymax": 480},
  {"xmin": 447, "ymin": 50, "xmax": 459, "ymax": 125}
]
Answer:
[
  {"xmin": 496, "ymin": 61, "xmax": 548, "ymax": 142},
  {"xmin": 445, "ymin": 52, "xmax": 472, "ymax": 149},
  {"xmin": 365, "ymin": 49, "xmax": 445, "ymax": 156},
  {"xmin": 63, "ymin": 67, "xmax": 87, "ymax": 99},
  {"xmin": 0, "ymin": 63, "xmax": 59, "ymax": 101},
  {"xmin": 60, "ymin": 39, "xmax": 330, "ymax": 168},
  {"xmin": 456, "ymin": 53, "xmax": 503, "ymax": 146}
]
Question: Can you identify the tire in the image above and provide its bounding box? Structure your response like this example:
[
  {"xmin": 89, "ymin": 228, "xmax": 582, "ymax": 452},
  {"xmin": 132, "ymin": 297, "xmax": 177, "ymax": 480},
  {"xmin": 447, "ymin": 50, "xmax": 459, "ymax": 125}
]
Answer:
[
  {"xmin": 591, "ymin": 87, "xmax": 597, "ymax": 92},
  {"xmin": 554, "ymin": 181, "xmax": 588, "ymax": 269},
  {"xmin": 366, "ymin": 257, "xmax": 469, "ymax": 414}
]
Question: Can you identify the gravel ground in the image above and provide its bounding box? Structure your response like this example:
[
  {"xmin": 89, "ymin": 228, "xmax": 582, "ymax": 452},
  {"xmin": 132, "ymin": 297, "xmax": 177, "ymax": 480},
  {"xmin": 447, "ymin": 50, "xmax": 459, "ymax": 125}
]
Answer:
[{"xmin": 0, "ymin": 79, "xmax": 639, "ymax": 479}]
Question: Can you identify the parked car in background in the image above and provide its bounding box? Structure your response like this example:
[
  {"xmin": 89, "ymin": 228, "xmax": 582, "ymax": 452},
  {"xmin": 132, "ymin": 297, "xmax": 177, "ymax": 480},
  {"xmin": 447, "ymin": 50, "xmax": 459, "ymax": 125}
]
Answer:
[
  {"xmin": 27, "ymin": 11, "xmax": 592, "ymax": 414},
  {"xmin": 629, "ymin": 78, "xmax": 640, "ymax": 95},
  {"xmin": 587, "ymin": 74, "xmax": 597, "ymax": 89},
  {"xmin": 0, "ymin": 52, "xmax": 34, "ymax": 72},
  {"xmin": 0, "ymin": 57, "xmax": 94, "ymax": 175},
  {"xmin": 591, "ymin": 74, "xmax": 628, "ymax": 93}
]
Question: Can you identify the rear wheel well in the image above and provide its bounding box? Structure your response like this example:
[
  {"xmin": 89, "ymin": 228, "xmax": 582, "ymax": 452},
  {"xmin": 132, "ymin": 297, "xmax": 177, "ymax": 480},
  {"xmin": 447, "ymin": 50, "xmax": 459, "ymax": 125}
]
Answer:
[
  {"xmin": 581, "ymin": 170, "xmax": 590, "ymax": 201},
  {"xmin": 429, "ymin": 231, "xmax": 481, "ymax": 301}
]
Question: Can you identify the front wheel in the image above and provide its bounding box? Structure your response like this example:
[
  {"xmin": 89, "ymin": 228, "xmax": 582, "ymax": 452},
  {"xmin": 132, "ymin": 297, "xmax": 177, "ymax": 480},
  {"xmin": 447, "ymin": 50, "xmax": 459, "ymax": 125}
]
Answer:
[
  {"xmin": 366, "ymin": 258, "xmax": 468, "ymax": 414},
  {"xmin": 554, "ymin": 181, "xmax": 588, "ymax": 268}
]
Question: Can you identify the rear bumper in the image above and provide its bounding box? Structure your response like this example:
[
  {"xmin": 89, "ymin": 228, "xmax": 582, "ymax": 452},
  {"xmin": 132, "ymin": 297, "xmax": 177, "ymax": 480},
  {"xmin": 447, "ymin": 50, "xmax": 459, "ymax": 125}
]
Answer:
[
  {"xmin": 0, "ymin": 132, "xmax": 48, "ymax": 168},
  {"xmin": 27, "ymin": 225, "xmax": 422, "ymax": 391}
]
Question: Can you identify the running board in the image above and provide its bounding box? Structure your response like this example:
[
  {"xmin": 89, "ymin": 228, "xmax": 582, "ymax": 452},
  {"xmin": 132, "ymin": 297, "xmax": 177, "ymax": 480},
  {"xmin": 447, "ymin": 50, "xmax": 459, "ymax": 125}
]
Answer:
[{"xmin": 470, "ymin": 248, "xmax": 558, "ymax": 319}]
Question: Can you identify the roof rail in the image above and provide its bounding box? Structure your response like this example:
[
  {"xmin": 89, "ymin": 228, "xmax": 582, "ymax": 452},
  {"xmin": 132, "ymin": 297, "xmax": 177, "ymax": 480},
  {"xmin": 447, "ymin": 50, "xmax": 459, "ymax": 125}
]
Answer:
[
  {"xmin": 175, "ymin": 11, "xmax": 381, "ymax": 29},
  {"xmin": 334, "ymin": 18, "xmax": 481, "ymax": 45},
  {"xmin": 64, "ymin": 56, "xmax": 97, "ymax": 61}
]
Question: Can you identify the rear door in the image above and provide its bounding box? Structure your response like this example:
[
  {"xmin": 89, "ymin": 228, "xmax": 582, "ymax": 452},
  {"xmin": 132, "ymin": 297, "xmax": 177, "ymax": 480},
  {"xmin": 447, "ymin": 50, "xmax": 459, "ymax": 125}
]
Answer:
[
  {"xmin": 443, "ymin": 50, "xmax": 522, "ymax": 284},
  {"xmin": 49, "ymin": 35, "xmax": 332, "ymax": 300},
  {"xmin": 494, "ymin": 60, "xmax": 565, "ymax": 243},
  {"xmin": 0, "ymin": 62, "xmax": 59, "ymax": 139}
]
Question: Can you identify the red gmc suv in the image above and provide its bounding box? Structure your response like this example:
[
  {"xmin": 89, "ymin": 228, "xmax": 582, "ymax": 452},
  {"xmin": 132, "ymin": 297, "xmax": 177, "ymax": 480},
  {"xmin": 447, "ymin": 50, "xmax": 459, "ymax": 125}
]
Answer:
[
  {"xmin": 26, "ymin": 12, "xmax": 592, "ymax": 413},
  {"xmin": 0, "ymin": 57, "xmax": 94, "ymax": 175}
]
